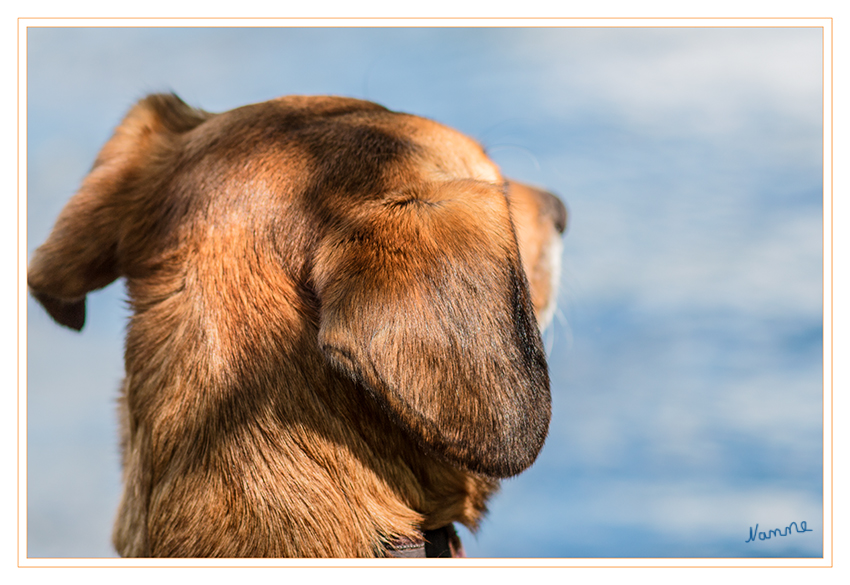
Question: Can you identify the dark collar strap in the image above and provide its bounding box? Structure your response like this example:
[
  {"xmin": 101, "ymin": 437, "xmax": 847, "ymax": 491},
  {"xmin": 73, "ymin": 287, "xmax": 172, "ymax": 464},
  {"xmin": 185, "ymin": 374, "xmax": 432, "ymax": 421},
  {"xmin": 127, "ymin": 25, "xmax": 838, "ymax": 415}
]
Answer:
[{"xmin": 386, "ymin": 524, "xmax": 464, "ymax": 558}]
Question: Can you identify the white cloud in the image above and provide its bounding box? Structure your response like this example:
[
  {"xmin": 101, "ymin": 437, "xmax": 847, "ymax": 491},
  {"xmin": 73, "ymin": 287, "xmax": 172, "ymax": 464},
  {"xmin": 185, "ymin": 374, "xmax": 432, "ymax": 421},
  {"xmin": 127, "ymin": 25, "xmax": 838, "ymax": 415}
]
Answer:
[
  {"xmin": 559, "ymin": 189, "xmax": 822, "ymax": 320},
  {"xmin": 520, "ymin": 28, "xmax": 822, "ymax": 141}
]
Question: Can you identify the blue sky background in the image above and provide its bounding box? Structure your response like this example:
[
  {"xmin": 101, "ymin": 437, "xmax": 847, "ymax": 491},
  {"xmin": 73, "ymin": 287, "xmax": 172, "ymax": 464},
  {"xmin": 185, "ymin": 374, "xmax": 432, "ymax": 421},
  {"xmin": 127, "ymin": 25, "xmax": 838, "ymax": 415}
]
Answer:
[{"xmin": 25, "ymin": 26, "xmax": 824, "ymax": 559}]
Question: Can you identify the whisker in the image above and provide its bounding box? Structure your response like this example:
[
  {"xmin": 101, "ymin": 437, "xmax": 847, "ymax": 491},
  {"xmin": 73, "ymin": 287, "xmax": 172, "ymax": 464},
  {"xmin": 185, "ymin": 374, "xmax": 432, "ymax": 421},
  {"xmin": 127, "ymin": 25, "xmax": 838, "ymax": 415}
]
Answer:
[{"xmin": 486, "ymin": 144, "xmax": 542, "ymax": 172}]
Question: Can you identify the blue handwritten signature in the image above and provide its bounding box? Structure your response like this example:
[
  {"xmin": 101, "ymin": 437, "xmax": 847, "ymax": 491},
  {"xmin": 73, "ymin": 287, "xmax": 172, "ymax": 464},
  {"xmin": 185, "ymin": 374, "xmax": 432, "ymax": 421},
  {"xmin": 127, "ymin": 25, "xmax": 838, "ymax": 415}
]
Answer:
[{"xmin": 746, "ymin": 521, "xmax": 812, "ymax": 543}]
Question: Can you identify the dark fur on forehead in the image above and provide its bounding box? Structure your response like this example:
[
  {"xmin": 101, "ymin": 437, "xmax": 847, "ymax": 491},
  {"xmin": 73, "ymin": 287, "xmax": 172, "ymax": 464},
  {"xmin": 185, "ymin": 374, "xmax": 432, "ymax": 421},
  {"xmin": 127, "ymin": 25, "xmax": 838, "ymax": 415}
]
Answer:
[
  {"xmin": 27, "ymin": 92, "xmax": 558, "ymax": 557},
  {"xmin": 300, "ymin": 122, "xmax": 416, "ymax": 194}
]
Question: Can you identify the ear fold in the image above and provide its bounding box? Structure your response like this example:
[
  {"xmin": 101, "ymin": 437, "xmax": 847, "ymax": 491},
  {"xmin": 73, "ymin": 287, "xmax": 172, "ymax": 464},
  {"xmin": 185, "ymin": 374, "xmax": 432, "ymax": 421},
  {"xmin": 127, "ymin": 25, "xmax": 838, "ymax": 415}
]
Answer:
[
  {"xmin": 28, "ymin": 187, "xmax": 121, "ymax": 330},
  {"xmin": 28, "ymin": 93, "xmax": 208, "ymax": 330},
  {"xmin": 316, "ymin": 180, "xmax": 551, "ymax": 478}
]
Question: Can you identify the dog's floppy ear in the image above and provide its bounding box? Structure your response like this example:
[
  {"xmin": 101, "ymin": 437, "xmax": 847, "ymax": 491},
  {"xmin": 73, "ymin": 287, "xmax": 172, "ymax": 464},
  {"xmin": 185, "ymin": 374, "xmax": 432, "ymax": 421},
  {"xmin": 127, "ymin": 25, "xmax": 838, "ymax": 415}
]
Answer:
[
  {"xmin": 316, "ymin": 180, "xmax": 551, "ymax": 478},
  {"xmin": 27, "ymin": 94, "xmax": 208, "ymax": 330}
]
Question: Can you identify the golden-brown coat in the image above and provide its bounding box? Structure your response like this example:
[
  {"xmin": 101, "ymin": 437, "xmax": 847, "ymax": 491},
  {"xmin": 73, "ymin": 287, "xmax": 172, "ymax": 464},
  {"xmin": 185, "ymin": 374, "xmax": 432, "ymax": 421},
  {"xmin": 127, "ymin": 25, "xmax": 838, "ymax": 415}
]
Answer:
[{"xmin": 28, "ymin": 94, "xmax": 566, "ymax": 558}]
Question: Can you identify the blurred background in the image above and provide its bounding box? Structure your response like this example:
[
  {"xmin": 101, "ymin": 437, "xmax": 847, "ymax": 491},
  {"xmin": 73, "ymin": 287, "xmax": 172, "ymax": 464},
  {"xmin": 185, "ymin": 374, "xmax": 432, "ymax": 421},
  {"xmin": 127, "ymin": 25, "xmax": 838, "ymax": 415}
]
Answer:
[{"xmin": 25, "ymin": 26, "xmax": 824, "ymax": 558}]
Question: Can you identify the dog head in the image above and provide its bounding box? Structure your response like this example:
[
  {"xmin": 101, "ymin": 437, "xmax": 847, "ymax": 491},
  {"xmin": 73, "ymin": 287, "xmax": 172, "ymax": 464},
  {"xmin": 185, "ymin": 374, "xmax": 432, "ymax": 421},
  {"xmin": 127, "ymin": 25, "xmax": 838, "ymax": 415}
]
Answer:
[{"xmin": 28, "ymin": 94, "xmax": 566, "ymax": 481}]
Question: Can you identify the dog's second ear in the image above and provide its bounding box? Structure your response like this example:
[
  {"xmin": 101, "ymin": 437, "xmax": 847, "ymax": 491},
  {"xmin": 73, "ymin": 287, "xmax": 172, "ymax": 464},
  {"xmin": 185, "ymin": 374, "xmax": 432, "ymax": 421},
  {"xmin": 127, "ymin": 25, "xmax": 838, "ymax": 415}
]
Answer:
[
  {"xmin": 28, "ymin": 94, "xmax": 208, "ymax": 330},
  {"xmin": 316, "ymin": 180, "xmax": 551, "ymax": 478}
]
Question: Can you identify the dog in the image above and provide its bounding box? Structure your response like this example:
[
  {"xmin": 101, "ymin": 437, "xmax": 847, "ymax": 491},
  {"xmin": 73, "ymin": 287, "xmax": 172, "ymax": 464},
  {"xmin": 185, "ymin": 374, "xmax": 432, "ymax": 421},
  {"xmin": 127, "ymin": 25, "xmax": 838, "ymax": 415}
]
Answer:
[{"xmin": 28, "ymin": 93, "xmax": 567, "ymax": 558}]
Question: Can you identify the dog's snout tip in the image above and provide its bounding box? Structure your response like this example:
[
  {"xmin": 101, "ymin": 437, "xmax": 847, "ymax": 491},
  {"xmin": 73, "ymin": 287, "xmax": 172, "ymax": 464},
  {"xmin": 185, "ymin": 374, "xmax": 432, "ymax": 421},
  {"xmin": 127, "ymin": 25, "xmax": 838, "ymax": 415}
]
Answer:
[{"xmin": 549, "ymin": 192, "xmax": 568, "ymax": 235}]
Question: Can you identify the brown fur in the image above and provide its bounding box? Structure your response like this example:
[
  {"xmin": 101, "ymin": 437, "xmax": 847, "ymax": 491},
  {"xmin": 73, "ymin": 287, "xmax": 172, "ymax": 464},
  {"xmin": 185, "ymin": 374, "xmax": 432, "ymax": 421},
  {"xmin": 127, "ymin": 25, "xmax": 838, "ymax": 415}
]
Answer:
[{"xmin": 28, "ymin": 93, "xmax": 567, "ymax": 558}]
